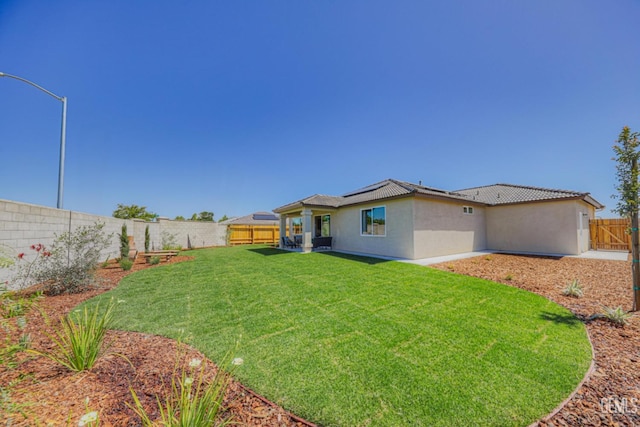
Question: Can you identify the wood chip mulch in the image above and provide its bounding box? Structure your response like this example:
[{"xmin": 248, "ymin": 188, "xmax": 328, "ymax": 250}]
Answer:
[{"xmin": 2, "ymin": 252, "xmax": 639, "ymax": 426}]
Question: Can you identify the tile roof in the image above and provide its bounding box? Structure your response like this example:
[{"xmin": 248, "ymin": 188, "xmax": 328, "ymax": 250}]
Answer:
[
  {"xmin": 273, "ymin": 179, "xmax": 604, "ymax": 212},
  {"xmin": 455, "ymin": 183, "xmax": 604, "ymax": 208},
  {"xmin": 221, "ymin": 211, "xmax": 280, "ymax": 225},
  {"xmin": 339, "ymin": 179, "xmax": 471, "ymax": 206},
  {"xmin": 274, "ymin": 195, "xmax": 343, "ymax": 213}
]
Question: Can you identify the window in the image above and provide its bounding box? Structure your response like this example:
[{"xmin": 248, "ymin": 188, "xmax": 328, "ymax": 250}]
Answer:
[
  {"xmin": 292, "ymin": 217, "xmax": 303, "ymax": 234},
  {"xmin": 361, "ymin": 206, "xmax": 386, "ymax": 236},
  {"xmin": 463, "ymin": 206, "xmax": 474, "ymax": 215}
]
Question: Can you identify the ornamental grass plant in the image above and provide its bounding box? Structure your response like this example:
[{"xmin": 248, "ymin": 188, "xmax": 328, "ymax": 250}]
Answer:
[
  {"xmin": 601, "ymin": 305, "xmax": 632, "ymax": 326},
  {"xmin": 562, "ymin": 279, "xmax": 584, "ymax": 298},
  {"xmin": 30, "ymin": 298, "xmax": 117, "ymax": 372},
  {"xmin": 129, "ymin": 344, "xmax": 239, "ymax": 427}
]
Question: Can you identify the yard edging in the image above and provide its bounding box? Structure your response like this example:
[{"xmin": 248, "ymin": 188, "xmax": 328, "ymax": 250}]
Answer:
[{"xmin": 527, "ymin": 326, "xmax": 597, "ymax": 426}]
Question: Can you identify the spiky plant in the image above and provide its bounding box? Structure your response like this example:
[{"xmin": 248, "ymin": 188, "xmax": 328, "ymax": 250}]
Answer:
[{"xmin": 562, "ymin": 279, "xmax": 584, "ymax": 298}]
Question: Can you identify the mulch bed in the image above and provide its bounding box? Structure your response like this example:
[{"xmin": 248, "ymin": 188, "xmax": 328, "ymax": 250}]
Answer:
[{"xmin": 2, "ymin": 252, "xmax": 639, "ymax": 426}]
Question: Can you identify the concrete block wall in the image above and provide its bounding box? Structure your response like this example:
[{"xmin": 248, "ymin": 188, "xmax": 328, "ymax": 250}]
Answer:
[
  {"xmin": 0, "ymin": 199, "xmax": 227, "ymax": 286},
  {"xmin": 156, "ymin": 218, "xmax": 227, "ymax": 249}
]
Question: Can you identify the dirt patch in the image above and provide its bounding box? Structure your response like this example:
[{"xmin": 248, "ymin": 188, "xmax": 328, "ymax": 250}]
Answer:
[{"xmin": 431, "ymin": 253, "xmax": 640, "ymax": 426}]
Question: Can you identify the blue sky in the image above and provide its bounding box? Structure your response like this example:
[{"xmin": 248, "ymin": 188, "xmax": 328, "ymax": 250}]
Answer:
[{"xmin": 1, "ymin": 1, "xmax": 638, "ymax": 219}]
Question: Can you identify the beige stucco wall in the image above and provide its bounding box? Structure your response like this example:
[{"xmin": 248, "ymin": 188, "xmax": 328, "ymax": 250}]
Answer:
[
  {"xmin": 278, "ymin": 196, "xmax": 597, "ymax": 259},
  {"xmin": 486, "ymin": 200, "xmax": 594, "ymax": 255},
  {"xmin": 412, "ymin": 198, "xmax": 487, "ymax": 259},
  {"xmin": 331, "ymin": 198, "xmax": 415, "ymax": 259}
]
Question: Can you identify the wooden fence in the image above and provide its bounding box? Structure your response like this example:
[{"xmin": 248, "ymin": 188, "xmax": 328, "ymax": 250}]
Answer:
[
  {"xmin": 589, "ymin": 218, "xmax": 631, "ymax": 251},
  {"xmin": 228, "ymin": 225, "xmax": 280, "ymax": 246}
]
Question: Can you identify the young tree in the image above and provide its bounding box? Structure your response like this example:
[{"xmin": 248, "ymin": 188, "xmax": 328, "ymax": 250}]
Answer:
[
  {"xmin": 112, "ymin": 204, "xmax": 158, "ymax": 221},
  {"xmin": 119, "ymin": 223, "xmax": 130, "ymax": 260},
  {"xmin": 612, "ymin": 125, "xmax": 640, "ymax": 311},
  {"xmin": 144, "ymin": 225, "xmax": 150, "ymax": 253}
]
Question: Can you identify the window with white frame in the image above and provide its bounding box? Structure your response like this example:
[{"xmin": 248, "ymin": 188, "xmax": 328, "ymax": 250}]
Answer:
[
  {"xmin": 463, "ymin": 206, "xmax": 474, "ymax": 214},
  {"xmin": 361, "ymin": 206, "xmax": 386, "ymax": 236}
]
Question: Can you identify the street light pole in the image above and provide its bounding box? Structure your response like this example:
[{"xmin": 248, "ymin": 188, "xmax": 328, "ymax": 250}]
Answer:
[
  {"xmin": 58, "ymin": 95, "xmax": 67, "ymax": 210},
  {"xmin": 0, "ymin": 72, "xmax": 67, "ymax": 209}
]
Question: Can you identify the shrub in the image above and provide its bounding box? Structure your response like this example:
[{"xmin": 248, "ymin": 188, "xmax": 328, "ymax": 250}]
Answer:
[
  {"xmin": 601, "ymin": 305, "xmax": 632, "ymax": 326},
  {"xmin": 149, "ymin": 255, "xmax": 161, "ymax": 265},
  {"xmin": 10, "ymin": 223, "xmax": 113, "ymax": 295},
  {"xmin": 129, "ymin": 344, "xmax": 239, "ymax": 426},
  {"xmin": 562, "ymin": 279, "xmax": 584, "ymax": 298},
  {"xmin": 120, "ymin": 224, "xmax": 130, "ymax": 260},
  {"xmin": 119, "ymin": 258, "xmax": 133, "ymax": 271},
  {"xmin": 29, "ymin": 298, "xmax": 116, "ymax": 372},
  {"xmin": 144, "ymin": 225, "xmax": 150, "ymax": 253}
]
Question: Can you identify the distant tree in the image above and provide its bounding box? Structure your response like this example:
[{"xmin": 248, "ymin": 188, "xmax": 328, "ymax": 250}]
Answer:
[
  {"xmin": 197, "ymin": 211, "xmax": 215, "ymax": 222},
  {"xmin": 188, "ymin": 212, "xmax": 214, "ymax": 221},
  {"xmin": 612, "ymin": 125, "xmax": 640, "ymax": 311},
  {"xmin": 112, "ymin": 204, "xmax": 158, "ymax": 221},
  {"xmin": 174, "ymin": 215, "xmax": 186, "ymax": 221},
  {"xmin": 218, "ymin": 214, "xmax": 229, "ymax": 223}
]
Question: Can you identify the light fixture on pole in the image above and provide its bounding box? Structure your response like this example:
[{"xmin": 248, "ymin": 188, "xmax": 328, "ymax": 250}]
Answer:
[{"xmin": 0, "ymin": 72, "xmax": 67, "ymax": 209}]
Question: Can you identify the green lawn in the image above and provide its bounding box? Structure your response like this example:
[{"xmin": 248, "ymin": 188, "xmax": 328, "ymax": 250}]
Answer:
[{"xmin": 84, "ymin": 246, "xmax": 591, "ymax": 426}]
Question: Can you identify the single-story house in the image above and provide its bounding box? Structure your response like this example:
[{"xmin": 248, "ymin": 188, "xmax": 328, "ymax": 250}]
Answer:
[{"xmin": 273, "ymin": 179, "xmax": 604, "ymax": 259}]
